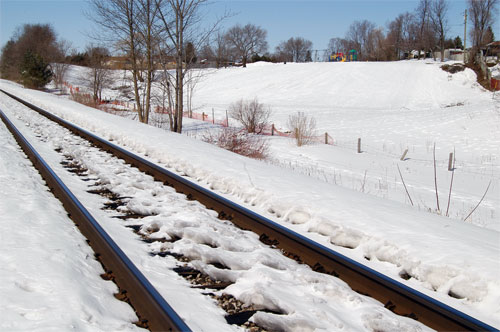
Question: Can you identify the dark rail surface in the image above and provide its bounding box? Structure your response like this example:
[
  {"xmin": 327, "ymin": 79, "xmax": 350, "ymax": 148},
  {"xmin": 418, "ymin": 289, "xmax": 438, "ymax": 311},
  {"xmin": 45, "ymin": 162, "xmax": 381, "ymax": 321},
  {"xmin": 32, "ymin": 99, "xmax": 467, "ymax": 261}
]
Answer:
[
  {"xmin": 1, "ymin": 89, "xmax": 496, "ymax": 332},
  {"xmin": 0, "ymin": 106, "xmax": 191, "ymax": 332}
]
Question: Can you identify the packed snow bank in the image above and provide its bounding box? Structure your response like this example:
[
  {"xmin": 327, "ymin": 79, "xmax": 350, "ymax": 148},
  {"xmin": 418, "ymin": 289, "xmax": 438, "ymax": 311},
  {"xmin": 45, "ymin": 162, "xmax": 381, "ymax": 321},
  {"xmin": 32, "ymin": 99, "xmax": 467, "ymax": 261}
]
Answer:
[
  {"xmin": 1, "ymin": 79, "xmax": 499, "ymax": 328},
  {"xmin": 0, "ymin": 114, "xmax": 143, "ymax": 331}
]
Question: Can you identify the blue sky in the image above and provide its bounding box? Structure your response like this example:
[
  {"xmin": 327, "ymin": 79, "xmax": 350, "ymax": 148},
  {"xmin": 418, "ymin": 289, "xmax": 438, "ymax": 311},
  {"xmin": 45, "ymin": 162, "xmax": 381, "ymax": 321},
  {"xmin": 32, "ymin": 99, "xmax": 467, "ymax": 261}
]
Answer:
[{"xmin": 0, "ymin": 0, "xmax": 489, "ymax": 54}]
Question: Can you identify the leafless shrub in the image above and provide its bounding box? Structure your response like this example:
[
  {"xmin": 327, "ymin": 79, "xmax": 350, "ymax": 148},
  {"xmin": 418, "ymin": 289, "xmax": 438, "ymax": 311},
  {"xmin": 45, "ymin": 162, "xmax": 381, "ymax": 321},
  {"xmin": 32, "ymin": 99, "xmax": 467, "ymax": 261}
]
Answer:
[
  {"xmin": 229, "ymin": 98, "xmax": 271, "ymax": 134},
  {"xmin": 441, "ymin": 64, "xmax": 465, "ymax": 74},
  {"xmin": 84, "ymin": 45, "xmax": 112, "ymax": 103},
  {"xmin": 203, "ymin": 128, "xmax": 268, "ymax": 160},
  {"xmin": 287, "ymin": 112, "xmax": 317, "ymax": 146}
]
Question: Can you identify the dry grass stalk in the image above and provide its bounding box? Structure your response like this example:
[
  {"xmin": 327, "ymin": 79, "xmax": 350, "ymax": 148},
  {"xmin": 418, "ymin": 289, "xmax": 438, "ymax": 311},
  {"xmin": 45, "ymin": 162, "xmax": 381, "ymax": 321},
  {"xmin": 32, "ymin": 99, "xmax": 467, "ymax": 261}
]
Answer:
[
  {"xmin": 445, "ymin": 148, "xmax": 455, "ymax": 217},
  {"xmin": 397, "ymin": 164, "xmax": 414, "ymax": 206},
  {"xmin": 433, "ymin": 143, "xmax": 441, "ymax": 213},
  {"xmin": 464, "ymin": 180, "xmax": 492, "ymax": 222}
]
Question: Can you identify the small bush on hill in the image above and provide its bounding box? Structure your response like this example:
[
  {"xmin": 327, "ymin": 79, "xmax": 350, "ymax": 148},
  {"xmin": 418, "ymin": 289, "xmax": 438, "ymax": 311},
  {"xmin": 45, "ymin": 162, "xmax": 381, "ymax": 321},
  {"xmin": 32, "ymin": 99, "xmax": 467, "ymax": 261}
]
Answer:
[
  {"xmin": 203, "ymin": 128, "xmax": 268, "ymax": 159},
  {"xmin": 229, "ymin": 98, "xmax": 271, "ymax": 134},
  {"xmin": 287, "ymin": 112, "xmax": 317, "ymax": 146},
  {"xmin": 441, "ymin": 64, "xmax": 465, "ymax": 74}
]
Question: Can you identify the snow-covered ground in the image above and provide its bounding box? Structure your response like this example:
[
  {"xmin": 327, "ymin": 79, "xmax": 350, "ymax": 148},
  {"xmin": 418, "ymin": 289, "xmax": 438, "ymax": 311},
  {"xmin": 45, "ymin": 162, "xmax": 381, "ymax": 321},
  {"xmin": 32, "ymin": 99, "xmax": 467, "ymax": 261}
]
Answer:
[
  {"xmin": 192, "ymin": 61, "xmax": 500, "ymax": 230},
  {"xmin": 1, "ymin": 87, "xmax": 432, "ymax": 332},
  {"xmin": 0, "ymin": 112, "xmax": 143, "ymax": 331},
  {"xmin": 65, "ymin": 61, "xmax": 500, "ymax": 229},
  {"xmin": 1, "ymin": 60, "xmax": 499, "ymax": 330}
]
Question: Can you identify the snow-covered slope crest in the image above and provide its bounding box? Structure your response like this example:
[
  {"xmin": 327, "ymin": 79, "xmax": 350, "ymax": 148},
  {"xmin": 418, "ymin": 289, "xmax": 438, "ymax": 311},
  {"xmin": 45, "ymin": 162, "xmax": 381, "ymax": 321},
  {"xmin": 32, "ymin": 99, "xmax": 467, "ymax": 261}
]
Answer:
[
  {"xmin": 192, "ymin": 60, "xmax": 490, "ymax": 116},
  {"xmin": 1, "ymin": 79, "xmax": 499, "ymax": 328}
]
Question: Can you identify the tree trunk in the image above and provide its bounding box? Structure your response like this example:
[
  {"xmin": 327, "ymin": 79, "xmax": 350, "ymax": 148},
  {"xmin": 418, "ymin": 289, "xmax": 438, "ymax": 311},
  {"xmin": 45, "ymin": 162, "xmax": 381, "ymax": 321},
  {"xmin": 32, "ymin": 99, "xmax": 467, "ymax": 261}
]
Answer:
[{"xmin": 441, "ymin": 43, "xmax": 445, "ymax": 62}]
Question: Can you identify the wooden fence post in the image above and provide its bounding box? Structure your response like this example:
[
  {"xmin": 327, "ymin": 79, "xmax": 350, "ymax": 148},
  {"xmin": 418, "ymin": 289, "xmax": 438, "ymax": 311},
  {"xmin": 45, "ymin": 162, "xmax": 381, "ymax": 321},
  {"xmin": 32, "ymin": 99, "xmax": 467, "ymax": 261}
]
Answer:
[
  {"xmin": 202, "ymin": 112, "xmax": 206, "ymax": 121},
  {"xmin": 400, "ymin": 149, "xmax": 409, "ymax": 161},
  {"xmin": 448, "ymin": 152, "xmax": 454, "ymax": 171},
  {"xmin": 357, "ymin": 138, "xmax": 361, "ymax": 153},
  {"xmin": 325, "ymin": 132, "xmax": 328, "ymax": 144},
  {"xmin": 226, "ymin": 110, "xmax": 229, "ymax": 127},
  {"xmin": 212, "ymin": 108, "xmax": 215, "ymax": 124},
  {"xmin": 271, "ymin": 124, "xmax": 275, "ymax": 136}
]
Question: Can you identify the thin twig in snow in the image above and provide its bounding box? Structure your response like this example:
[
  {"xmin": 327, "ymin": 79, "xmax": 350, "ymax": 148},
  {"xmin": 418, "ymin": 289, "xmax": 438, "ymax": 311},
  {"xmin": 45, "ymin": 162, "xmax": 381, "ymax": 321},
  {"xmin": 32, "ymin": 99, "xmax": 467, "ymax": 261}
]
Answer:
[{"xmin": 464, "ymin": 180, "xmax": 492, "ymax": 222}]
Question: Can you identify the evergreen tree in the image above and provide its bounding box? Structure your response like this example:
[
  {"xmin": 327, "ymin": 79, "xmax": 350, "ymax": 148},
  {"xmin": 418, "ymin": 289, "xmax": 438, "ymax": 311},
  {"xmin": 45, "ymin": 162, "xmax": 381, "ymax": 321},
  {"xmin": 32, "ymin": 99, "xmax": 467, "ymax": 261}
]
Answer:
[
  {"xmin": 482, "ymin": 26, "xmax": 495, "ymax": 45},
  {"xmin": 453, "ymin": 36, "xmax": 463, "ymax": 49},
  {"xmin": 305, "ymin": 50, "xmax": 312, "ymax": 62},
  {"xmin": 20, "ymin": 51, "xmax": 53, "ymax": 89},
  {"xmin": 184, "ymin": 42, "xmax": 197, "ymax": 64}
]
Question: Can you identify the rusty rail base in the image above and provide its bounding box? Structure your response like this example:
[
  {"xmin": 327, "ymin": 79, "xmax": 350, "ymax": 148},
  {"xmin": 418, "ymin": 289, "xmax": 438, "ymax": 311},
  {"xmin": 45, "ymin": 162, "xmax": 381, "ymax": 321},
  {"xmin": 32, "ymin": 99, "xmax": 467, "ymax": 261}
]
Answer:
[
  {"xmin": 1, "ymin": 89, "xmax": 496, "ymax": 332},
  {"xmin": 0, "ymin": 107, "xmax": 191, "ymax": 332}
]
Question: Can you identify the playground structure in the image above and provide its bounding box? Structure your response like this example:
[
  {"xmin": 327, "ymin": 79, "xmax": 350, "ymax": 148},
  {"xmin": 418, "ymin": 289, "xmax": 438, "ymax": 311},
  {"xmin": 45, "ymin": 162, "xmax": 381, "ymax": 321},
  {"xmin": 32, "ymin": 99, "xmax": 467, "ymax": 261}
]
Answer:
[{"xmin": 329, "ymin": 49, "xmax": 358, "ymax": 62}]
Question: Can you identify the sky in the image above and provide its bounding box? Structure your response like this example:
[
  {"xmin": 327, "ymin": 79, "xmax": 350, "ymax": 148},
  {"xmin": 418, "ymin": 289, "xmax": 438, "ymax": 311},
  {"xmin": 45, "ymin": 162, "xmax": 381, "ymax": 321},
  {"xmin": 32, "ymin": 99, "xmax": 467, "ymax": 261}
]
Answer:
[{"xmin": 0, "ymin": 0, "xmax": 492, "ymax": 55}]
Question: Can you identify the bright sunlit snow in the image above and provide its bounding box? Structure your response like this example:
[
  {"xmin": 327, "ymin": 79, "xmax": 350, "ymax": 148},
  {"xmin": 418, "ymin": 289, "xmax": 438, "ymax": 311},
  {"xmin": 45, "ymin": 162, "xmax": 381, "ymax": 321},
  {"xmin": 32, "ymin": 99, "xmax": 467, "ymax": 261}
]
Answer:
[
  {"xmin": 1, "ymin": 59, "xmax": 499, "ymax": 330},
  {"xmin": 0, "ymin": 114, "xmax": 143, "ymax": 331}
]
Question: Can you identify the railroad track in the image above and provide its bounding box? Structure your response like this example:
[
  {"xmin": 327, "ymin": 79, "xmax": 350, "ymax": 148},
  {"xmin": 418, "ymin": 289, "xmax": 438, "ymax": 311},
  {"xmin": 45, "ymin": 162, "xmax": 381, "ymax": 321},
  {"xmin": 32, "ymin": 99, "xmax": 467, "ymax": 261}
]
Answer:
[
  {"xmin": 0, "ymin": 89, "xmax": 495, "ymax": 332},
  {"xmin": 0, "ymin": 103, "xmax": 191, "ymax": 332}
]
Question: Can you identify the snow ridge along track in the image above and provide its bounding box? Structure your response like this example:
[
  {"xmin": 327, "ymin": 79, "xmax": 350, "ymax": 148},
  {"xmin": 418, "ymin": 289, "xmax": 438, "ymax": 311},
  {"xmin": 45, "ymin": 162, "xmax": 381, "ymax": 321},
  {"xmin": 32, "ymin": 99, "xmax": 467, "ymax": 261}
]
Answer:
[
  {"xmin": 0, "ymin": 106, "xmax": 191, "ymax": 331},
  {"xmin": 0, "ymin": 89, "xmax": 495, "ymax": 332}
]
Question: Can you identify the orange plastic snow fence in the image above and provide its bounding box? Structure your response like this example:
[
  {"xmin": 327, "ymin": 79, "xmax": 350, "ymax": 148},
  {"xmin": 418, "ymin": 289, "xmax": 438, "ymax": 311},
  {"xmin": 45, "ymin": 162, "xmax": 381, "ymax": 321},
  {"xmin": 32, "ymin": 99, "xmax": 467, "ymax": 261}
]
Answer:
[{"xmin": 491, "ymin": 78, "xmax": 500, "ymax": 91}]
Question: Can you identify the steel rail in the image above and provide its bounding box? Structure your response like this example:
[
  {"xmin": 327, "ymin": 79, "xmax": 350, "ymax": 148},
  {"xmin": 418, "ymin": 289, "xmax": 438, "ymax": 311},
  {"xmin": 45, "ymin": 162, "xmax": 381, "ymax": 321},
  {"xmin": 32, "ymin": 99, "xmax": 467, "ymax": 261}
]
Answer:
[
  {"xmin": 0, "ymin": 106, "xmax": 192, "ymax": 332},
  {"xmin": 1, "ymin": 89, "xmax": 496, "ymax": 332}
]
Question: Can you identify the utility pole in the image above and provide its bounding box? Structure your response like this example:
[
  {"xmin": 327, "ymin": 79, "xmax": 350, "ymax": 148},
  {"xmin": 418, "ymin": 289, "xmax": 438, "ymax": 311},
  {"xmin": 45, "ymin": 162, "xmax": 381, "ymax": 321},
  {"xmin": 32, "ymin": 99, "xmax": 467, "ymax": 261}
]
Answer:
[{"xmin": 464, "ymin": 9, "xmax": 467, "ymax": 63}]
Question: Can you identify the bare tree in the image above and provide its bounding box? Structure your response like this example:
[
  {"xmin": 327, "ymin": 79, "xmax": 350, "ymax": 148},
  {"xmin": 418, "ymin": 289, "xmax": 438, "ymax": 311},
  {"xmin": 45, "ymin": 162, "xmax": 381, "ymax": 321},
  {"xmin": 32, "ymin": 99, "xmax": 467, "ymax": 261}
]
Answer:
[
  {"xmin": 88, "ymin": 0, "xmax": 157, "ymax": 124},
  {"xmin": 346, "ymin": 20, "xmax": 376, "ymax": 60},
  {"xmin": 415, "ymin": 0, "xmax": 436, "ymax": 59},
  {"xmin": 326, "ymin": 37, "xmax": 353, "ymax": 60},
  {"xmin": 327, "ymin": 37, "xmax": 346, "ymax": 55},
  {"xmin": 213, "ymin": 31, "xmax": 230, "ymax": 68},
  {"xmin": 0, "ymin": 40, "xmax": 20, "ymax": 79},
  {"xmin": 85, "ymin": 45, "xmax": 113, "ymax": 104},
  {"xmin": 229, "ymin": 98, "xmax": 271, "ymax": 134},
  {"xmin": 275, "ymin": 37, "xmax": 313, "ymax": 62},
  {"xmin": 156, "ymin": 0, "xmax": 226, "ymax": 133},
  {"xmin": 52, "ymin": 39, "xmax": 73, "ymax": 90},
  {"xmin": 430, "ymin": 0, "xmax": 449, "ymax": 62},
  {"xmin": 468, "ymin": 0, "xmax": 499, "ymax": 57},
  {"xmin": 388, "ymin": 12, "xmax": 418, "ymax": 59},
  {"xmin": 185, "ymin": 68, "xmax": 205, "ymax": 118},
  {"xmin": 0, "ymin": 24, "xmax": 61, "ymax": 81},
  {"xmin": 482, "ymin": 26, "xmax": 495, "ymax": 45},
  {"xmin": 387, "ymin": 15, "xmax": 405, "ymax": 60},
  {"xmin": 366, "ymin": 27, "xmax": 387, "ymax": 61},
  {"xmin": 225, "ymin": 23, "xmax": 268, "ymax": 67}
]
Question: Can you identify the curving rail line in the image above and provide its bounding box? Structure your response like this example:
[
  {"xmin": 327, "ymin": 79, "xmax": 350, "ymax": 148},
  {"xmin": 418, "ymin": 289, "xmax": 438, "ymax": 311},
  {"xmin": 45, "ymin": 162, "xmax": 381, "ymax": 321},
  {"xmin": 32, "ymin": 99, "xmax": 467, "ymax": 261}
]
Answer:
[
  {"xmin": 0, "ymin": 104, "xmax": 191, "ymax": 332},
  {"xmin": 1, "ymin": 89, "xmax": 496, "ymax": 332}
]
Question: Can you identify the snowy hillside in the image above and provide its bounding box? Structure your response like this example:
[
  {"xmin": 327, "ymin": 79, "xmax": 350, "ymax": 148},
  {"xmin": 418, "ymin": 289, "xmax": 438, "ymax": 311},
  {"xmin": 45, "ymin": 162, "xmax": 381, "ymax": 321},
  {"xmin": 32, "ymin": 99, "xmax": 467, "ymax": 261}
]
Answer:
[
  {"xmin": 59, "ymin": 61, "xmax": 500, "ymax": 229},
  {"xmin": 190, "ymin": 61, "xmax": 499, "ymax": 229}
]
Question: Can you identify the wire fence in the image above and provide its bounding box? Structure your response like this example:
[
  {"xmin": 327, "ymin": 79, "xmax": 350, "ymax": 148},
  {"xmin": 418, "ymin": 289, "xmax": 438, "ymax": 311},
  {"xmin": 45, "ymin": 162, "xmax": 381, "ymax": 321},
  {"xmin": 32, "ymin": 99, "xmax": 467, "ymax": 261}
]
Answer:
[{"xmin": 61, "ymin": 81, "xmax": 500, "ymax": 178}]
